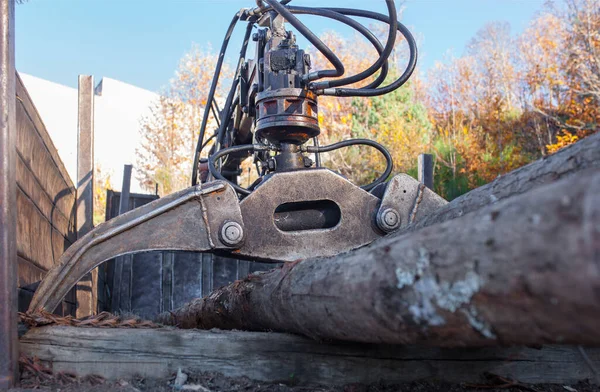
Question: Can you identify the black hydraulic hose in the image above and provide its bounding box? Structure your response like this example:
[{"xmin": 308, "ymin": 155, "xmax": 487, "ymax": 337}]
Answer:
[
  {"xmin": 192, "ymin": 12, "xmax": 241, "ymax": 186},
  {"xmin": 317, "ymin": 7, "xmax": 417, "ymax": 97},
  {"xmin": 215, "ymin": 99, "xmax": 239, "ymax": 172},
  {"xmin": 264, "ymin": 0, "xmax": 345, "ymax": 81},
  {"xmin": 200, "ymin": 133, "xmax": 216, "ymax": 151},
  {"xmin": 286, "ymin": 5, "xmax": 390, "ymax": 90},
  {"xmin": 215, "ymin": 23, "xmax": 254, "ymax": 154},
  {"xmin": 306, "ymin": 139, "xmax": 393, "ymax": 191},
  {"xmin": 304, "ymin": 1, "xmax": 397, "ymax": 90},
  {"xmin": 210, "ymin": 99, "xmax": 221, "ymax": 128},
  {"xmin": 211, "ymin": 99, "xmax": 221, "ymax": 128},
  {"xmin": 209, "ymin": 139, "xmax": 392, "ymax": 195},
  {"xmin": 208, "ymin": 144, "xmax": 259, "ymax": 195}
]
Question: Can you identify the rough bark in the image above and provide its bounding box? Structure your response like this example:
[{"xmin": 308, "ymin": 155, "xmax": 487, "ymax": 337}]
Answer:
[
  {"xmin": 403, "ymin": 131, "xmax": 600, "ymax": 233},
  {"xmin": 159, "ymin": 169, "xmax": 600, "ymax": 347}
]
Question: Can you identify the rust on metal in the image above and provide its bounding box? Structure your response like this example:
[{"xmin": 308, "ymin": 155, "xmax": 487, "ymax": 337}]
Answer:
[{"xmin": 410, "ymin": 183, "xmax": 426, "ymax": 224}]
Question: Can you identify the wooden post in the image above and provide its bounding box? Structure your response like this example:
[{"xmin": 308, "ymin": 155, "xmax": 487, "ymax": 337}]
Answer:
[
  {"xmin": 118, "ymin": 164, "xmax": 132, "ymax": 216},
  {"xmin": 75, "ymin": 75, "xmax": 96, "ymax": 317},
  {"xmin": 111, "ymin": 164, "xmax": 132, "ymax": 313},
  {"xmin": 418, "ymin": 153, "xmax": 434, "ymax": 190},
  {"xmin": 0, "ymin": 0, "xmax": 17, "ymax": 388}
]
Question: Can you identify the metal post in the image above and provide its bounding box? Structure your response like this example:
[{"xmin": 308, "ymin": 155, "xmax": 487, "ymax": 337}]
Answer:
[
  {"xmin": 418, "ymin": 153, "xmax": 434, "ymax": 190},
  {"xmin": 75, "ymin": 75, "xmax": 96, "ymax": 317},
  {"xmin": 0, "ymin": 0, "xmax": 17, "ymax": 388}
]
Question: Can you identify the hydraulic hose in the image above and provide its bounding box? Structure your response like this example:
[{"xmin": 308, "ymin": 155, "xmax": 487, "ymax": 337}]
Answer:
[
  {"xmin": 264, "ymin": 0, "xmax": 345, "ymax": 81},
  {"xmin": 209, "ymin": 140, "xmax": 392, "ymax": 195},
  {"xmin": 192, "ymin": 12, "xmax": 242, "ymax": 186},
  {"xmin": 286, "ymin": 5, "xmax": 390, "ymax": 89},
  {"xmin": 214, "ymin": 23, "xmax": 254, "ymax": 154},
  {"xmin": 304, "ymin": 1, "xmax": 397, "ymax": 89},
  {"xmin": 306, "ymin": 139, "xmax": 393, "ymax": 190},
  {"xmin": 208, "ymin": 144, "xmax": 260, "ymax": 195},
  {"xmin": 317, "ymin": 7, "xmax": 417, "ymax": 97}
]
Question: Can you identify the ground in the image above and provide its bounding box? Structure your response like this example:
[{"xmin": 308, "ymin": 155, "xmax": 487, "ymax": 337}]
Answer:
[{"xmin": 10, "ymin": 370, "xmax": 599, "ymax": 392}]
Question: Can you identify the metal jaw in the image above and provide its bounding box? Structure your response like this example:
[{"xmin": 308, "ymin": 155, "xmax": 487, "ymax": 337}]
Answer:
[
  {"xmin": 29, "ymin": 171, "xmax": 447, "ymax": 314},
  {"xmin": 376, "ymin": 174, "xmax": 448, "ymax": 232}
]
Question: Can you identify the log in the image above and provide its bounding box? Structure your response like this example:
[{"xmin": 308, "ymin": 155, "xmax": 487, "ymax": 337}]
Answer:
[
  {"xmin": 19, "ymin": 326, "xmax": 600, "ymax": 385},
  {"xmin": 407, "ymin": 131, "xmax": 600, "ymax": 232},
  {"xmin": 159, "ymin": 168, "xmax": 600, "ymax": 346}
]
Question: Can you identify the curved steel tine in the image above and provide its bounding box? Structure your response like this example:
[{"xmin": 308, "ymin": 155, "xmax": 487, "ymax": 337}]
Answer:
[{"xmin": 29, "ymin": 182, "xmax": 243, "ymax": 313}]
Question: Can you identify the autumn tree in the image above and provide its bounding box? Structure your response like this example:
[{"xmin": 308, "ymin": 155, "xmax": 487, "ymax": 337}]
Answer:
[
  {"xmin": 546, "ymin": 0, "xmax": 600, "ymax": 150},
  {"xmin": 135, "ymin": 0, "xmax": 598, "ymax": 201},
  {"xmin": 93, "ymin": 164, "xmax": 113, "ymax": 225},
  {"xmin": 307, "ymin": 19, "xmax": 433, "ymax": 187},
  {"xmin": 425, "ymin": 55, "xmax": 480, "ymax": 198},
  {"xmin": 137, "ymin": 94, "xmax": 191, "ymax": 195},
  {"xmin": 564, "ymin": 0, "xmax": 600, "ymax": 103},
  {"xmin": 136, "ymin": 45, "xmax": 227, "ymax": 196},
  {"xmin": 518, "ymin": 13, "xmax": 568, "ymax": 154}
]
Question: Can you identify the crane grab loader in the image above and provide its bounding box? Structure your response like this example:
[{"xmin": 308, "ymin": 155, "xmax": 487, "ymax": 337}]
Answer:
[{"xmin": 29, "ymin": 0, "xmax": 447, "ymax": 314}]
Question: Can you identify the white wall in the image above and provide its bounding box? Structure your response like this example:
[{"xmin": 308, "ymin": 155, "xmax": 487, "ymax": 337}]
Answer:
[{"xmin": 20, "ymin": 73, "xmax": 159, "ymax": 193}]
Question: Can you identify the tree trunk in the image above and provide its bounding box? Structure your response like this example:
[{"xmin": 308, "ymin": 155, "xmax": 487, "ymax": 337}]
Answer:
[{"xmin": 159, "ymin": 168, "xmax": 600, "ymax": 347}]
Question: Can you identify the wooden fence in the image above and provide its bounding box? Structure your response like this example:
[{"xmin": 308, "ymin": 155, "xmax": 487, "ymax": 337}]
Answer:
[{"xmin": 15, "ymin": 73, "xmax": 78, "ymax": 315}]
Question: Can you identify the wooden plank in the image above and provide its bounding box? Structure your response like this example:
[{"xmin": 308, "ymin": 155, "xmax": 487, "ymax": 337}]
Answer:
[
  {"xmin": 15, "ymin": 101, "xmax": 75, "ymax": 222},
  {"xmin": 19, "ymin": 326, "xmax": 600, "ymax": 385},
  {"xmin": 17, "ymin": 256, "xmax": 45, "ymax": 288},
  {"xmin": 16, "ymin": 153, "xmax": 74, "ymax": 241},
  {"xmin": 16, "ymin": 188, "xmax": 53, "ymax": 270},
  {"xmin": 16, "ymin": 188, "xmax": 71, "ymax": 271},
  {"xmin": 15, "ymin": 73, "xmax": 74, "ymax": 192}
]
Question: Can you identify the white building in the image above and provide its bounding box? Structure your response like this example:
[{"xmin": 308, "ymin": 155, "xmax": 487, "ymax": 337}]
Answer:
[{"xmin": 20, "ymin": 73, "xmax": 160, "ymax": 193}]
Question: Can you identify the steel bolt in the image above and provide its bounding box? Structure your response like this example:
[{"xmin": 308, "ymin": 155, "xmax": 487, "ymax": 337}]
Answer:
[
  {"xmin": 220, "ymin": 221, "xmax": 244, "ymax": 247},
  {"xmin": 377, "ymin": 208, "xmax": 401, "ymax": 232}
]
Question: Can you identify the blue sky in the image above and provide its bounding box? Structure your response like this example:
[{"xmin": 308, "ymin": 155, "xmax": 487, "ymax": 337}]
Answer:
[{"xmin": 15, "ymin": 0, "xmax": 547, "ymax": 92}]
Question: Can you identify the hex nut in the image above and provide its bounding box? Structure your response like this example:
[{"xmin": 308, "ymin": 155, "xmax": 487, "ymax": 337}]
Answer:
[
  {"xmin": 220, "ymin": 221, "xmax": 244, "ymax": 247},
  {"xmin": 377, "ymin": 208, "xmax": 401, "ymax": 232}
]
